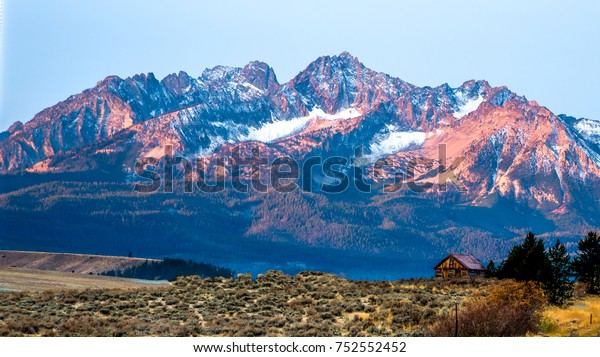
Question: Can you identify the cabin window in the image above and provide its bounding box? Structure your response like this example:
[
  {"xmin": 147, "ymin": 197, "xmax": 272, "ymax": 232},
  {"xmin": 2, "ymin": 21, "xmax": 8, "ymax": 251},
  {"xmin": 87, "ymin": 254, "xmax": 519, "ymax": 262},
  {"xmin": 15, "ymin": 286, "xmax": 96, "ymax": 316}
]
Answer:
[{"xmin": 449, "ymin": 258, "xmax": 454, "ymax": 267}]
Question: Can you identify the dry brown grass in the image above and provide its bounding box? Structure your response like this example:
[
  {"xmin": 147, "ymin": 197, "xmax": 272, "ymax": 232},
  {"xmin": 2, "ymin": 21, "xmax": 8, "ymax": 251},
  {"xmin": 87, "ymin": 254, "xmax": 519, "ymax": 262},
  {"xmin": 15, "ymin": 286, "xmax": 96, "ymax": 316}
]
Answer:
[
  {"xmin": 9, "ymin": 270, "xmax": 598, "ymax": 337},
  {"xmin": 0, "ymin": 270, "xmax": 494, "ymax": 337},
  {"xmin": 540, "ymin": 294, "xmax": 600, "ymax": 336},
  {"xmin": 427, "ymin": 280, "xmax": 546, "ymax": 336},
  {"xmin": 0, "ymin": 267, "xmax": 168, "ymax": 292},
  {"xmin": 0, "ymin": 250, "xmax": 158, "ymax": 275}
]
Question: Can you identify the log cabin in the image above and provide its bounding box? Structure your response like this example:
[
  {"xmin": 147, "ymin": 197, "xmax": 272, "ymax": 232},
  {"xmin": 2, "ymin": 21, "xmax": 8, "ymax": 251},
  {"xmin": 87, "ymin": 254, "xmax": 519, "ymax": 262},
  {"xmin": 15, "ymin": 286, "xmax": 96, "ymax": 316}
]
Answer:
[{"xmin": 434, "ymin": 254, "xmax": 485, "ymax": 278}]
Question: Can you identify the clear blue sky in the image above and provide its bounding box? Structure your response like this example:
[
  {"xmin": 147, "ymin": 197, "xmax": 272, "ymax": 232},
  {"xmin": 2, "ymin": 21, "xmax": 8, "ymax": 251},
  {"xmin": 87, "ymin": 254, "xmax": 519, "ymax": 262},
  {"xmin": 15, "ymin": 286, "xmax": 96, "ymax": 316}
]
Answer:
[{"xmin": 1, "ymin": 0, "xmax": 599, "ymax": 131}]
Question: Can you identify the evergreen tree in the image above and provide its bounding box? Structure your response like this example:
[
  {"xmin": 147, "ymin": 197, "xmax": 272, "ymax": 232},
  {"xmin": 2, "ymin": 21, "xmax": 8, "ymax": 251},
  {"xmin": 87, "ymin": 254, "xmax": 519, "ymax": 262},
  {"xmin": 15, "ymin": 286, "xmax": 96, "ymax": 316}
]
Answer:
[
  {"xmin": 543, "ymin": 239, "xmax": 574, "ymax": 306},
  {"xmin": 102, "ymin": 258, "xmax": 235, "ymax": 281},
  {"xmin": 485, "ymin": 260, "xmax": 497, "ymax": 278},
  {"xmin": 498, "ymin": 232, "xmax": 548, "ymax": 282},
  {"xmin": 573, "ymin": 231, "xmax": 600, "ymax": 294}
]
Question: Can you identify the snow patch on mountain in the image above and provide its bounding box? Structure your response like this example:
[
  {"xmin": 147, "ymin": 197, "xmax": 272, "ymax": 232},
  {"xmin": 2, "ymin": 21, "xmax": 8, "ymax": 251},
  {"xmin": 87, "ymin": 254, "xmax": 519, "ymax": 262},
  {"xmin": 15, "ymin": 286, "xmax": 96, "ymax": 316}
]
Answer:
[
  {"xmin": 369, "ymin": 125, "xmax": 427, "ymax": 158},
  {"xmin": 561, "ymin": 119, "xmax": 600, "ymax": 168},
  {"xmin": 574, "ymin": 119, "xmax": 600, "ymax": 145},
  {"xmin": 453, "ymin": 93, "xmax": 484, "ymax": 119},
  {"xmin": 244, "ymin": 116, "xmax": 311, "ymax": 143},
  {"xmin": 242, "ymin": 108, "xmax": 362, "ymax": 143}
]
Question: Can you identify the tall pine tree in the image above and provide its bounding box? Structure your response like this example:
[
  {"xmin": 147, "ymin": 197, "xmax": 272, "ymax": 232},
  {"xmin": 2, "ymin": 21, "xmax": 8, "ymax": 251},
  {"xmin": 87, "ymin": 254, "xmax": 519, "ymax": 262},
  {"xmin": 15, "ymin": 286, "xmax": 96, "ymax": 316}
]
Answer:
[
  {"xmin": 485, "ymin": 260, "xmax": 497, "ymax": 278},
  {"xmin": 573, "ymin": 231, "xmax": 600, "ymax": 294},
  {"xmin": 543, "ymin": 239, "xmax": 574, "ymax": 306},
  {"xmin": 498, "ymin": 232, "xmax": 548, "ymax": 282}
]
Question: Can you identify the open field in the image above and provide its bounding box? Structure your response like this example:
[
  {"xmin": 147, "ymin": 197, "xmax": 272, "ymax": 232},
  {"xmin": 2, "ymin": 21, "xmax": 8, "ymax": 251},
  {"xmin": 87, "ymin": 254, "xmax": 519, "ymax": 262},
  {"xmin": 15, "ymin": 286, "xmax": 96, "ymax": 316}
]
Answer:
[
  {"xmin": 540, "ymin": 295, "xmax": 600, "ymax": 337},
  {"xmin": 0, "ymin": 271, "xmax": 494, "ymax": 336},
  {"xmin": 0, "ymin": 267, "xmax": 168, "ymax": 292},
  {"xmin": 0, "ymin": 250, "xmax": 159, "ymax": 275},
  {"xmin": 1, "ymin": 268, "xmax": 597, "ymax": 337}
]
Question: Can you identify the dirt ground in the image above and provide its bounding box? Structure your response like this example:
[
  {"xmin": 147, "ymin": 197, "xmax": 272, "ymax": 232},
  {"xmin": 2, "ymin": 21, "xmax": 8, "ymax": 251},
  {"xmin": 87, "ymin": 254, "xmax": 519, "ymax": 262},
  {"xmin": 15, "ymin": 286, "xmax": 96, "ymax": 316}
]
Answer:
[{"xmin": 0, "ymin": 250, "xmax": 159, "ymax": 274}]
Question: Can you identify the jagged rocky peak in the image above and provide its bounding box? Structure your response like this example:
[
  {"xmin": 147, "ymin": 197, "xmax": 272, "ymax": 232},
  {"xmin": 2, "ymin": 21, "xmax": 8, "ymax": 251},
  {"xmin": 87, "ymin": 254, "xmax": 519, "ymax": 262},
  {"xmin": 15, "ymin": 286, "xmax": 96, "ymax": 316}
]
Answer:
[
  {"xmin": 560, "ymin": 114, "xmax": 600, "ymax": 146},
  {"xmin": 456, "ymin": 79, "xmax": 491, "ymax": 97},
  {"xmin": 322, "ymin": 51, "xmax": 363, "ymax": 69},
  {"xmin": 94, "ymin": 72, "xmax": 162, "ymax": 102},
  {"xmin": 292, "ymin": 51, "xmax": 365, "ymax": 87},
  {"xmin": 239, "ymin": 61, "xmax": 280, "ymax": 92},
  {"xmin": 95, "ymin": 74, "xmax": 123, "ymax": 87},
  {"xmin": 0, "ymin": 121, "xmax": 23, "ymax": 143},
  {"xmin": 130, "ymin": 72, "xmax": 158, "ymax": 84},
  {"xmin": 125, "ymin": 72, "xmax": 167, "ymax": 94},
  {"xmin": 161, "ymin": 71, "xmax": 195, "ymax": 96},
  {"xmin": 435, "ymin": 82, "xmax": 454, "ymax": 96},
  {"xmin": 198, "ymin": 61, "xmax": 279, "ymax": 93},
  {"xmin": 200, "ymin": 65, "xmax": 242, "ymax": 83},
  {"xmin": 290, "ymin": 51, "xmax": 398, "ymax": 114},
  {"xmin": 7, "ymin": 121, "xmax": 24, "ymax": 134}
]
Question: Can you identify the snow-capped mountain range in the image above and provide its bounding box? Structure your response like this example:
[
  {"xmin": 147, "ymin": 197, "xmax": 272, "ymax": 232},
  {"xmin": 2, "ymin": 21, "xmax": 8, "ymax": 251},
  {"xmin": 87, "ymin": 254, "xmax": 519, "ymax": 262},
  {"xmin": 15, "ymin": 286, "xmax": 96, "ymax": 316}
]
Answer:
[
  {"xmin": 2, "ymin": 52, "xmax": 599, "ymax": 214},
  {"xmin": 1, "ymin": 52, "xmax": 600, "ymax": 274}
]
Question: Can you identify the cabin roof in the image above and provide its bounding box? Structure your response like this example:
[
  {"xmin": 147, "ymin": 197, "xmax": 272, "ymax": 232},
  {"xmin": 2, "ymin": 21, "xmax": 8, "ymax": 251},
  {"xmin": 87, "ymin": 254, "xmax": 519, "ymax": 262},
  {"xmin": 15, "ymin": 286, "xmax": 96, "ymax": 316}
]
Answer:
[{"xmin": 434, "ymin": 254, "xmax": 485, "ymax": 271}]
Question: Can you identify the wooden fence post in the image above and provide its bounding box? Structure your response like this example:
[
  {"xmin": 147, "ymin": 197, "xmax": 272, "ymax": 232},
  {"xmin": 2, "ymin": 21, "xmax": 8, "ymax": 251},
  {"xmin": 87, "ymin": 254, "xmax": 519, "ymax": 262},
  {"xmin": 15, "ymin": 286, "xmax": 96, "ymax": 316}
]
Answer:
[{"xmin": 454, "ymin": 302, "xmax": 458, "ymax": 337}]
